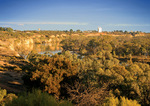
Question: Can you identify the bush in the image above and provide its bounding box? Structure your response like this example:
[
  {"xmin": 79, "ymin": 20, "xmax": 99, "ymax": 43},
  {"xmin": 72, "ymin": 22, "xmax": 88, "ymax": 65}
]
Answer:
[
  {"xmin": 0, "ymin": 88, "xmax": 6, "ymax": 102},
  {"xmin": 23, "ymin": 52, "xmax": 79, "ymax": 97},
  {"xmin": 0, "ymin": 88, "xmax": 17, "ymax": 106},
  {"xmin": 103, "ymin": 96, "xmax": 141, "ymax": 106},
  {"xmin": 6, "ymin": 89, "xmax": 72, "ymax": 106}
]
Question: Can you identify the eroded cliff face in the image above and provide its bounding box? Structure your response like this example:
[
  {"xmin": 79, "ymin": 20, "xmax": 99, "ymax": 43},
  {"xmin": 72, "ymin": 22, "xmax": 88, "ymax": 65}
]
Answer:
[
  {"xmin": 0, "ymin": 39, "xmax": 20, "ymax": 57},
  {"xmin": 2, "ymin": 38, "xmax": 34, "ymax": 57},
  {"xmin": 12, "ymin": 38, "xmax": 34, "ymax": 57},
  {"xmin": 1, "ymin": 35, "xmax": 62, "ymax": 57}
]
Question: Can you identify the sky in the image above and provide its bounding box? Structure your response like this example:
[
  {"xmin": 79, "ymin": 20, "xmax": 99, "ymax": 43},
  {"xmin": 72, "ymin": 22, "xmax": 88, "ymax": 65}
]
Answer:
[{"xmin": 0, "ymin": 0, "xmax": 150, "ymax": 32}]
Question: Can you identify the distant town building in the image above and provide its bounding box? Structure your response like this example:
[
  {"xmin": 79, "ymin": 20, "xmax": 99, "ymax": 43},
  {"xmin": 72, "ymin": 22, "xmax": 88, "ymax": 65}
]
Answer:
[
  {"xmin": 98, "ymin": 27, "xmax": 102, "ymax": 33},
  {"xmin": 38, "ymin": 28, "xmax": 40, "ymax": 31}
]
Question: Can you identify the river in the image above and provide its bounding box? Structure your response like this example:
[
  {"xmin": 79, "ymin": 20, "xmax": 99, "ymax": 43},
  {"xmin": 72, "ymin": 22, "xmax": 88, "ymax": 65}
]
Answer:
[{"xmin": 19, "ymin": 43, "xmax": 62, "ymax": 59}]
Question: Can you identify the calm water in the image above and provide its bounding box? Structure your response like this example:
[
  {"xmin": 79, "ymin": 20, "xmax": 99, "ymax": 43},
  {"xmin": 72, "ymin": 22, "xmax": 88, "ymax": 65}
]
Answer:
[
  {"xmin": 33, "ymin": 43, "xmax": 62, "ymax": 54},
  {"xmin": 20, "ymin": 43, "xmax": 62, "ymax": 59}
]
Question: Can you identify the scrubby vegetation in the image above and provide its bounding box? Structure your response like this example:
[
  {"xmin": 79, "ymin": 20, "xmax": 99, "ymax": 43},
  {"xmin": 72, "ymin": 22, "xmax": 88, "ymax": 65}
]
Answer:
[
  {"xmin": 0, "ymin": 88, "xmax": 72, "ymax": 106},
  {"xmin": 0, "ymin": 28, "xmax": 150, "ymax": 105},
  {"xmin": 0, "ymin": 88, "xmax": 17, "ymax": 106},
  {"xmin": 5, "ymin": 89, "xmax": 72, "ymax": 106},
  {"xmin": 22, "ymin": 50, "xmax": 150, "ymax": 105},
  {"xmin": 61, "ymin": 35, "xmax": 150, "ymax": 57}
]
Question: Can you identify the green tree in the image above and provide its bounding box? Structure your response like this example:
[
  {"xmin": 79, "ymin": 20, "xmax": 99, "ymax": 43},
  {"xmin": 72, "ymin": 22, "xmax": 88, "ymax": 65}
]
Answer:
[
  {"xmin": 69, "ymin": 29, "xmax": 73, "ymax": 35},
  {"xmin": 5, "ymin": 27, "xmax": 13, "ymax": 32},
  {"xmin": 76, "ymin": 29, "xmax": 82, "ymax": 33}
]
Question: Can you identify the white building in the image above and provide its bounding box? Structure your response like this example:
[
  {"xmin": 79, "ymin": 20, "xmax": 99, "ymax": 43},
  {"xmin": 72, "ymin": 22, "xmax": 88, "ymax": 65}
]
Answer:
[{"xmin": 98, "ymin": 27, "xmax": 102, "ymax": 33}]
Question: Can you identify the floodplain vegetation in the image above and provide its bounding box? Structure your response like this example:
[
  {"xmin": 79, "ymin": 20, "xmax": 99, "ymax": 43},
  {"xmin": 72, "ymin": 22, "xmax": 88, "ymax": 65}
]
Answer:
[{"xmin": 0, "ymin": 27, "xmax": 150, "ymax": 106}]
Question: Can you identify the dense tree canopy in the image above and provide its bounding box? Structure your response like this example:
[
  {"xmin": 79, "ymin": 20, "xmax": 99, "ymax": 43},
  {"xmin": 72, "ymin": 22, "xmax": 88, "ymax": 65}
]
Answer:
[{"xmin": 3, "ymin": 31, "xmax": 148, "ymax": 105}]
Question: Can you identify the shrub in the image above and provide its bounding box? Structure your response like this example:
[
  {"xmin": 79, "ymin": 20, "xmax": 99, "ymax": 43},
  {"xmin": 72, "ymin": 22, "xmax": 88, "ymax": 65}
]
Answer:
[
  {"xmin": 6, "ymin": 89, "xmax": 72, "ymax": 106},
  {"xmin": 103, "ymin": 96, "xmax": 141, "ymax": 106},
  {"xmin": 0, "ymin": 88, "xmax": 17, "ymax": 106},
  {"xmin": 0, "ymin": 88, "xmax": 6, "ymax": 102},
  {"xmin": 23, "ymin": 53, "xmax": 79, "ymax": 97}
]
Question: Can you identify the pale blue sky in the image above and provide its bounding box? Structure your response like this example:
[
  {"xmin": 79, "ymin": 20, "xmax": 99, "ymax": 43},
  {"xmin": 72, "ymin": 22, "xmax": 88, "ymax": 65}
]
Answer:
[{"xmin": 0, "ymin": 0, "xmax": 150, "ymax": 32}]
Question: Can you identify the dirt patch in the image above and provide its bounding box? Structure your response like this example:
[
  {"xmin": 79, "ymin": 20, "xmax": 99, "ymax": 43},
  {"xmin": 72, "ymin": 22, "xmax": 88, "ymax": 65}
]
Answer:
[
  {"xmin": 0, "ymin": 47, "xmax": 27, "ymax": 93},
  {"xmin": 0, "ymin": 70, "xmax": 24, "ymax": 93}
]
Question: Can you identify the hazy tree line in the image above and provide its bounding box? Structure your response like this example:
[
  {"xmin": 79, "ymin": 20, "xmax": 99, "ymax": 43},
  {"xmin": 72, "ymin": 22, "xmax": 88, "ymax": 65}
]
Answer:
[{"xmin": 0, "ymin": 27, "xmax": 13, "ymax": 32}]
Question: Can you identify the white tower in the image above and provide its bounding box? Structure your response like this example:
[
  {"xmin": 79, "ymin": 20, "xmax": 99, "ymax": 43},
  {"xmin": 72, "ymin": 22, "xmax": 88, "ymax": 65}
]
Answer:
[{"xmin": 98, "ymin": 27, "xmax": 102, "ymax": 33}]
